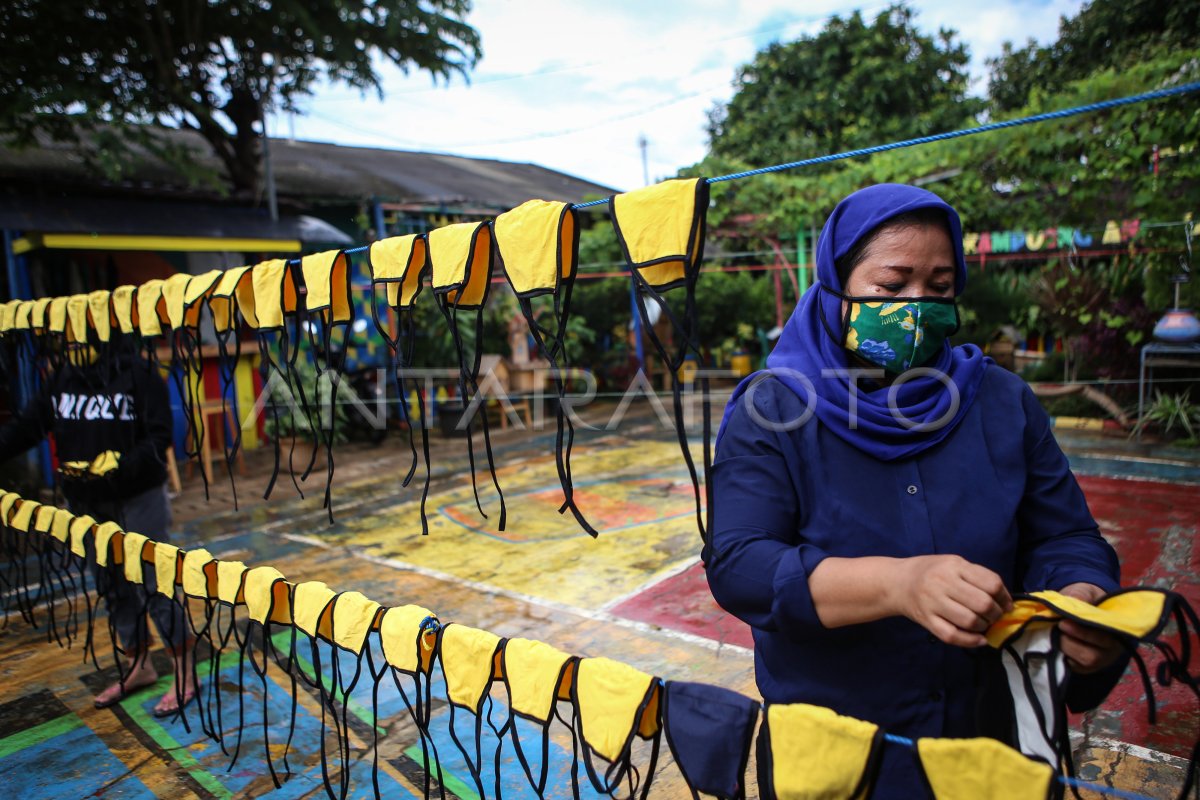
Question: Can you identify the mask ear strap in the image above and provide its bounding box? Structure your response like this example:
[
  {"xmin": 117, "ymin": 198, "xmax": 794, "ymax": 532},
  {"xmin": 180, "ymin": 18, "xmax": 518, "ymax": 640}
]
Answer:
[
  {"xmin": 437, "ymin": 295, "xmax": 491, "ymax": 525},
  {"xmin": 402, "ymin": 310, "xmax": 433, "ymax": 536}
]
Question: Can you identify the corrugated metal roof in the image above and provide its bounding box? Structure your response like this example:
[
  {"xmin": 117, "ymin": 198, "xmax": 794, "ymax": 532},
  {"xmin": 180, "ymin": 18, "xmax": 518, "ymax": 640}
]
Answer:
[
  {"xmin": 0, "ymin": 194, "xmax": 353, "ymax": 244},
  {"xmin": 0, "ymin": 127, "xmax": 618, "ymax": 210}
]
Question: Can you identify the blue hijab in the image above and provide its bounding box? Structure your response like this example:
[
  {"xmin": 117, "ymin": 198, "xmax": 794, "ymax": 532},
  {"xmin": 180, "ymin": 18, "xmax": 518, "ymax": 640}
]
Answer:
[{"xmin": 717, "ymin": 183, "xmax": 989, "ymax": 461}]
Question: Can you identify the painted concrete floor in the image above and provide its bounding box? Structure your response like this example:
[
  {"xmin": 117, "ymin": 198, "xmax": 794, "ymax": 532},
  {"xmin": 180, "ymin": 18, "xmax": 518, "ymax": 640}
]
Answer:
[{"xmin": 1, "ymin": 401, "xmax": 1198, "ymax": 798}]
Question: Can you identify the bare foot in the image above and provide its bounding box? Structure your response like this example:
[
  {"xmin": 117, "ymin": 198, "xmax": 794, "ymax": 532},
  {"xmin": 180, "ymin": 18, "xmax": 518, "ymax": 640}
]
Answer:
[
  {"xmin": 94, "ymin": 658, "xmax": 159, "ymax": 708},
  {"xmin": 152, "ymin": 679, "xmax": 198, "ymax": 717}
]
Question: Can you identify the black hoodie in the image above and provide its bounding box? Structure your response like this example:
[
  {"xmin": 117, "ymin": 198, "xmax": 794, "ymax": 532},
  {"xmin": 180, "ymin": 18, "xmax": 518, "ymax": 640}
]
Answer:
[{"xmin": 0, "ymin": 347, "xmax": 173, "ymax": 507}]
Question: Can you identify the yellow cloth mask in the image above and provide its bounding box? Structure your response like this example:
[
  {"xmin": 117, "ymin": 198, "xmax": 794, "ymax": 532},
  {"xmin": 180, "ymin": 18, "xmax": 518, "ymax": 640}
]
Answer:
[
  {"xmin": 182, "ymin": 548, "xmax": 217, "ymax": 598},
  {"xmin": 154, "ymin": 543, "xmax": 181, "ymax": 598},
  {"xmin": 428, "ymin": 221, "xmax": 494, "ymax": 310},
  {"xmin": 215, "ymin": 559, "xmax": 247, "ymax": 605},
  {"xmin": 330, "ymin": 590, "xmax": 381, "ymax": 655},
  {"xmin": 301, "ymin": 250, "xmax": 352, "ymax": 323},
  {"xmin": 111, "ymin": 286, "xmax": 137, "ymax": 335},
  {"xmin": 136, "ymin": 279, "xmax": 166, "ymax": 338},
  {"xmin": 66, "ymin": 294, "xmax": 90, "ymax": 343},
  {"xmin": 439, "ymin": 623, "xmax": 503, "ymax": 712},
  {"xmin": 251, "ymin": 259, "xmax": 298, "ymax": 330},
  {"xmin": 610, "ymin": 178, "xmax": 709, "ymax": 292},
  {"xmin": 293, "ymin": 581, "xmax": 336, "ymax": 641},
  {"xmin": 93, "ymin": 521, "xmax": 123, "ymax": 567},
  {"xmin": 182, "ymin": 270, "xmax": 222, "ymax": 328},
  {"xmin": 379, "ymin": 605, "xmax": 438, "ymax": 675},
  {"xmin": 31, "ymin": 297, "xmax": 52, "ymax": 331},
  {"xmin": 243, "ymin": 567, "xmax": 292, "ymax": 626},
  {"xmin": 760, "ymin": 703, "xmax": 883, "ymax": 800},
  {"xmin": 68, "ymin": 514, "xmax": 96, "ymax": 558},
  {"xmin": 501, "ymin": 637, "xmax": 574, "ymax": 723},
  {"xmin": 493, "ymin": 200, "xmax": 577, "ymax": 298},
  {"xmin": 369, "ymin": 234, "xmax": 428, "ymax": 309},
  {"xmin": 86, "ymin": 291, "xmax": 112, "ymax": 342},
  {"xmin": 917, "ymin": 737, "xmax": 1054, "ymax": 800},
  {"xmin": 122, "ymin": 532, "xmax": 150, "ymax": 584}
]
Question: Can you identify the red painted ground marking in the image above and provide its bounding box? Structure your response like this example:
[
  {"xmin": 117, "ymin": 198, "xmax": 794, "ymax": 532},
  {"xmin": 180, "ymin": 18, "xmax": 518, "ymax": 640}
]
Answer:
[
  {"xmin": 613, "ymin": 474, "xmax": 1200, "ymax": 755},
  {"xmin": 610, "ymin": 561, "xmax": 753, "ymax": 649}
]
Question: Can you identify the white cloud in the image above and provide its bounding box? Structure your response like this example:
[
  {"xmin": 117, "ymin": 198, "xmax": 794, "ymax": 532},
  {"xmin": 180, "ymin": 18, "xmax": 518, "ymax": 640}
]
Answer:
[{"xmin": 278, "ymin": 0, "xmax": 1085, "ymax": 194}]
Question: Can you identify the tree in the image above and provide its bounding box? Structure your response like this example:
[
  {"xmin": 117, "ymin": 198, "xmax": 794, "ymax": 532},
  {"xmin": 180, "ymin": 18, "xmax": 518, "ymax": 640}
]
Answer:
[
  {"xmin": 706, "ymin": 3, "xmax": 981, "ymax": 169},
  {"xmin": 0, "ymin": 0, "xmax": 481, "ymax": 197},
  {"xmin": 986, "ymin": 0, "xmax": 1195, "ymax": 113}
]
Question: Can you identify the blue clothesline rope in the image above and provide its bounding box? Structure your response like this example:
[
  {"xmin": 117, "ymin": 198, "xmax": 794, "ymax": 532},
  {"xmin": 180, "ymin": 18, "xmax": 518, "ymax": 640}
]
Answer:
[{"xmin": 329, "ymin": 80, "xmax": 1197, "ymax": 259}]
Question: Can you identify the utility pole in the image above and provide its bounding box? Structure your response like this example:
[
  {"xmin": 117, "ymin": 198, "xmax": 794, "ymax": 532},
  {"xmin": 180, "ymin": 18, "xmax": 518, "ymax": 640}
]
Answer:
[{"xmin": 638, "ymin": 134, "xmax": 649, "ymax": 186}]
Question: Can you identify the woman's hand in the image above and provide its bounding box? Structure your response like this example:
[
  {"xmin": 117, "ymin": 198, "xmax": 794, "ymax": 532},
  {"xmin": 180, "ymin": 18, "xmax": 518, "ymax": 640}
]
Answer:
[
  {"xmin": 895, "ymin": 555, "xmax": 1013, "ymax": 648},
  {"xmin": 1057, "ymin": 582, "xmax": 1125, "ymax": 674}
]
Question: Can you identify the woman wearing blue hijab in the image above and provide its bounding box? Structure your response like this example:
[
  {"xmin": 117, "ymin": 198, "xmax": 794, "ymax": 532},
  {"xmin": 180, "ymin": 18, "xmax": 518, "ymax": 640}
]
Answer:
[{"xmin": 706, "ymin": 184, "xmax": 1124, "ymax": 796}]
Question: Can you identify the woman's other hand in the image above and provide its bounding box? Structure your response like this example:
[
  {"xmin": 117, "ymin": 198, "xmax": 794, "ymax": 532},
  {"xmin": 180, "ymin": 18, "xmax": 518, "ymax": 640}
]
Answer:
[
  {"xmin": 1057, "ymin": 582, "xmax": 1125, "ymax": 674},
  {"xmin": 896, "ymin": 555, "xmax": 1013, "ymax": 648}
]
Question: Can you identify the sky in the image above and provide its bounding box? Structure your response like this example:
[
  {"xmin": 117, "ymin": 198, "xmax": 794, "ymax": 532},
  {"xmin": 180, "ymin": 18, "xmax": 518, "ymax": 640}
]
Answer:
[{"xmin": 272, "ymin": 0, "xmax": 1086, "ymax": 195}]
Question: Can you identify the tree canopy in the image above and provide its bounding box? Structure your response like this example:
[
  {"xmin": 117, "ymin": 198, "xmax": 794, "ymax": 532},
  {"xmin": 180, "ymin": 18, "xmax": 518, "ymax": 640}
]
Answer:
[
  {"xmin": 986, "ymin": 0, "xmax": 1196, "ymax": 113},
  {"xmin": 706, "ymin": 4, "xmax": 981, "ymax": 168},
  {"xmin": 0, "ymin": 0, "xmax": 482, "ymax": 196}
]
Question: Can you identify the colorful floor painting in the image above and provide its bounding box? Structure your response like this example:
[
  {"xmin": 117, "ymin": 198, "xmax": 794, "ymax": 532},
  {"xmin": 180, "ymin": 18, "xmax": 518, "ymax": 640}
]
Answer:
[{"xmin": 0, "ymin": 421, "xmax": 1197, "ymax": 798}]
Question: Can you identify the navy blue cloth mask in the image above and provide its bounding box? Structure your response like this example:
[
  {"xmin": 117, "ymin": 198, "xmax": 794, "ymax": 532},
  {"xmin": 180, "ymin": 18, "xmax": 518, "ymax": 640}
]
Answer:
[
  {"xmin": 716, "ymin": 184, "xmax": 989, "ymax": 462},
  {"xmin": 663, "ymin": 681, "xmax": 760, "ymax": 800}
]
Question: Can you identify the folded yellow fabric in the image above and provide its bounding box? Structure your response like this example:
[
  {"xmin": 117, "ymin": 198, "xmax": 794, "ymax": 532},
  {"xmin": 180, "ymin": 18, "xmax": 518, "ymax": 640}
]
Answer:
[
  {"xmin": 9, "ymin": 499, "xmax": 38, "ymax": 532},
  {"xmin": 293, "ymin": 581, "xmax": 336, "ymax": 640},
  {"xmin": 86, "ymin": 290, "xmax": 113, "ymax": 342},
  {"xmin": 122, "ymin": 532, "xmax": 150, "ymax": 584},
  {"xmin": 46, "ymin": 297, "xmax": 68, "ymax": 335},
  {"xmin": 111, "ymin": 286, "xmax": 137, "ymax": 335},
  {"xmin": 136, "ymin": 279, "xmax": 166, "ymax": 337},
  {"xmin": 154, "ymin": 542, "xmax": 181, "ymax": 597},
  {"xmin": 93, "ymin": 521, "xmax": 123, "ymax": 567},
  {"xmin": 0, "ymin": 300, "xmax": 16, "ymax": 333},
  {"xmin": 502, "ymin": 638, "xmax": 574, "ymax": 723},
  {"xmin": 161, "ymin": 272, "xmax": 192, "ymax": 331},
  {"xmin": 493, "ymin": 200, "xmax": 578, "ymax": 297},
  {"xmin": 0, "ymin": 491, "xmax": 18, "ymax": 524},
  {"xmin": 66, "ymin": 294, "xmax": 90, "ymax": 343},
  {"xmin": 252, "ymin": 259, "xmax": 297, "ymax": 330},
  {"xmin": 369, "ymin": 234, "xmax": 428, "ymax": 308},
  {"xmin": 210, "ymin": 266, "xmax": 255, "ymax": 331},
  {"xmin": 765, "ymin": 703, "xmax": 882, "ymax": 800},
  {"xmin": 215, "ymin": 559, "xmax": 247, "ymax": 605},
  {"xmin": 330, "ymin": 590, "xmax": 382, "ymax": 654},
  {"xmin": 183, "ymin": 269, "xmax": 223, "ymax": 328},
  {"xmin": 61, "ymin": 450, "xmax": 121, "ymax": 479},
  {"xmin": 50, "ymin": 508, "xmax": 74, "ymax": 543},
  {"xmin": 917, "ymin": 737, "xmax": 1054, "ymax": 800},
  {"xmin": 302, "ymin": 249, "xmax": 352, "ymax": 323},
  {"xmin": 68, "ymin": 514, "xmax": 96, "ymax": 558},
  {"xmin": 610, "ymin": 178, "xmax": 709, "ymax": 292},
  {"xmin": 440, "ymin": 623, "xmax": 503, "ymax": 712},
  {"xmin": 379, "ymin": 604, "xmax": 438, "ymax": 674},
  {"xmin": 574, "ymin": 656, "xmax": 660, "ymax": 763},
  {"xmin": 31, "ymin": 297, "xmax": 53, "ymax": 331},
  {"xmin": 33, "ymin": 503, "xmax": 56, "ymax": 533},
  {"xmin": 428, "ymin": 221, "xmax": 493, "ymax": 309},
  {"xmin": 182, "ymin": 548, "xmax": 217, "ymax": 598},
  {"xmin": 13, "ymin": 300, "xmax": 33, "ymax": 330},
  {"xmin": 243, "ymin": 566, "xmax": 292, "ymax": 625},
  {"xmin": 986, "ymin": 589, "xmax": 1169, "ymax": 648}
]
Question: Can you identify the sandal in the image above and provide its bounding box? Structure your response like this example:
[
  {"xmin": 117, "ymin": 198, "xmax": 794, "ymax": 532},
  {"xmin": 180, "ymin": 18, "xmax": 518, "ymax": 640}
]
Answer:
[
  {"xmin": 94, "ymin": 674, "xmax": 158, "ymax": 709},
  {"xmin": 152, "ymin": 685, "xmax": 199, "ymax": 718}
]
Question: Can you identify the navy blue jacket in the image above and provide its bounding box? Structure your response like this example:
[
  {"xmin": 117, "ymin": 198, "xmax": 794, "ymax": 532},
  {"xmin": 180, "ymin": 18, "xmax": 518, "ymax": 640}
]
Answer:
[{"xmin": 706, "ymin": 365, "xmax": 1121, "ymax": 796}]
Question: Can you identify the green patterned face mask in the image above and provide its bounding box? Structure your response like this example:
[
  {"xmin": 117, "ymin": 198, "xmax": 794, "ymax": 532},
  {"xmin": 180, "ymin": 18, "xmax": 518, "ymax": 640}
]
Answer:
[{"xmin": 841, "ymin": 298, "xmax": 959, "ymax": 373}]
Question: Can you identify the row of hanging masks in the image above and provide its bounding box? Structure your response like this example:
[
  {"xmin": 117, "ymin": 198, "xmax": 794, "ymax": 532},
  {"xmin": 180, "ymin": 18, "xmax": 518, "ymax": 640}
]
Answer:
[
  {"xmin": 7, "ymin": 487, "xmax": 1196, "ymax": 800},
  {"xmin": 0, "ymin": 178, "xmax": 715, "ymax": 548}
]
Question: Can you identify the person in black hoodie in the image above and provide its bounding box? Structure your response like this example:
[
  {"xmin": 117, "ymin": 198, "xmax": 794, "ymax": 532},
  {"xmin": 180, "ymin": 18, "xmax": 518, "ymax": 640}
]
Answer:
[{"xmin": 0, "ymin": 337, "xmax": 196, "ymax": 716}]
